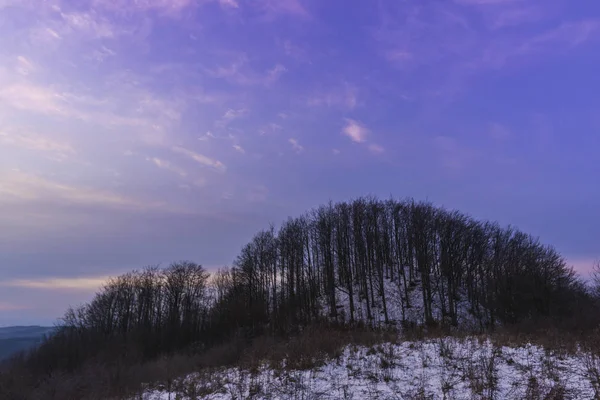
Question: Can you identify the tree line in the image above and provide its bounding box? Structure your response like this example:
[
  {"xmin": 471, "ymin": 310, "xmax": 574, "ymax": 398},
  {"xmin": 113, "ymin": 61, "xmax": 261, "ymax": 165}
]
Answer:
[{"xmin": 6, "ymin": 198, "xmax": 598, "ymax": 380}]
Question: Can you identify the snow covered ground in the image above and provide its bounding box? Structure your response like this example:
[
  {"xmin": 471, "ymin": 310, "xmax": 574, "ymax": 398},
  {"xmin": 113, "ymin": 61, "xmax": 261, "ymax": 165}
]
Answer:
[
  {"xmin": 323, "ymin": 277, "xmax": 482, "ymax": 330},
  {"xmin": 137, "ymin": 337, "xmax": 600, "ymax": 399}
]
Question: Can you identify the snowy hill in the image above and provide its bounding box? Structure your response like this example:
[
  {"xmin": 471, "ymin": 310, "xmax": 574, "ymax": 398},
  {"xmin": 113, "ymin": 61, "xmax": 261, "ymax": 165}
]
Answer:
[{"xmin": 138, "ymin": 337, "xmax": 600, "ymax": 399}]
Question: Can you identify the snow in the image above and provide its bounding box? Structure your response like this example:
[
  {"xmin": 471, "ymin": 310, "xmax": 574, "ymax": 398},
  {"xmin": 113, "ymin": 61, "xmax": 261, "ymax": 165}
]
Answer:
[
  {"xmin": 136, "ymin": 337, "xmax": 600, "ymax": 399},
  {"xmin": 321, "ymin": 276, "xmax": 480, "ymax": 330}
]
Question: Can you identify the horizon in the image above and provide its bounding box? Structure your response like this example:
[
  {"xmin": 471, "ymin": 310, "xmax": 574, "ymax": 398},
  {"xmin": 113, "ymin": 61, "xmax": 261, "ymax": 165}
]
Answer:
[{"xmin": 1, "ymin": 0, "xmax": 599, "ymax": 326}]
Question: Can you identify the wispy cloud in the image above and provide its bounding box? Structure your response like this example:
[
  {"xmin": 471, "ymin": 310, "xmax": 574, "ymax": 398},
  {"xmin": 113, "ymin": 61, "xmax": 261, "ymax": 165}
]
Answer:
[
  {"xmin": 0, "ymin": 171, "xmax": 165, "ymax": 211},
  {"xmin": 307, "ymin": 84, "xmax": 358, "ymax": 110},
  {"xmin": 205, "ymin": 56, "xmax": 287, "ymax": 86},
  {"xmin": 92, "ymin": 0, "xmax": 195, "ymax": 16},
  {"xmin": 0, "ymin": 83, "xmax": 73, "ymax": 116},
  {"xmin": 289, "ymin": 138, "xmax": 304, "ymax": 153},
  {"xmin": 147, "ymin": 157, "xmax": 187, "ymax": 177},
  {"xmin": 2, "ymin": 276, "xmax": 110, "ymax": 291},
  {"xmin": 257, "ymin": 0, "xmax": 310, "ymax": 19},
  {"xmin": 233, "ymin": 144, "xmax": 245, "ymax": 153},
  {"xmin": 219, "ymin": 0, "xmax": 239, "ymax": 9},
  {"xmin": 342, "ymin": 119, "xmax": 369, "ymax": 143},
  {"xmin": 172, "ymin": 146, "xmax": 226, "ymax": 171},
  {"xmin": 368, "ymin": 144, "xmax": 385, "ymax": 154},
  {"xmin": 0, "ymin": 302, "xmax": 27, "ymax": 311},
  {"xmin": 0, "ymin": 131, "xmax": 75, "ymax": 157},
  {"xmin": 15, "ymin": 56, "xmax": 35, "ymax": 76},
  {"xmin": 59, "ymin": 10, "xmax": 118, "ymax": 39}
]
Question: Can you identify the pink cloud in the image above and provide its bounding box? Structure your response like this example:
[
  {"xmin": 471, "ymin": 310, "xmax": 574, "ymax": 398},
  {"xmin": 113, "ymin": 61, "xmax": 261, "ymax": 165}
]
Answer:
[
  {"xmin": 342, "ymin": 119, "xmax": 369, "ymax": 143},
  {"xmin": 0, "ymin": 302, "xmax": 27, "ymax": 311}
]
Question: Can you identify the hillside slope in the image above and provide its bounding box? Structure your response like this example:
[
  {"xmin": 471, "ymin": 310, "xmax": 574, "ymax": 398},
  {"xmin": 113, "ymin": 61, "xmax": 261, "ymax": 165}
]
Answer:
[{"xmin": 138, "ymin": 337, "xmax": 600, "ymax": 399}]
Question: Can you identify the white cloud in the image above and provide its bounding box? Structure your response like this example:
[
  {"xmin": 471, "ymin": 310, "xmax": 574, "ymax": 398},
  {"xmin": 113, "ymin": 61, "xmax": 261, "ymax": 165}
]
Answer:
[
  {"xmin": 342, "ymin": 119, "xmax": 369, "ymax": 143},
  {"xmin": 233, "ymin": 144, "xmax": 245, "ymax": 153},
  {"xmin": 0, "ymin": 83, "xmax": 72, "ymax": 116},
  {"xmin": 308, "ymin": 84, "xmax": 358, "ymax": 110},
  {"xmin": 206, "ymin": 56, "xmax": 286, "ymax": 86},
  {"xmin": 216, "ymin": 108, "xmax": 248, "ymax": 127},
  {"xmin": 0, "ymin": 131, "xmax": 75, "ymax": 156},
  {"xmin": 172, "ymin": 146, "xmax": 226, "ymax": 171},
  {"xmin": 266, "ymin": 64, "xmax": 287, "ymax": 84},
  {"xmin": 59, "ymin": 11, "xmax": 117, "ymax": 39},
  {"xmin": 148, "ymin": 157, "xmax": 187, "ymax": 177},
  {"xmin": 15, "ymin": 56, "xmax": 35, "ymax": 76},
  {"xmin": 289, "ymin": 138, "xmax": 304, "ymax": 153}
]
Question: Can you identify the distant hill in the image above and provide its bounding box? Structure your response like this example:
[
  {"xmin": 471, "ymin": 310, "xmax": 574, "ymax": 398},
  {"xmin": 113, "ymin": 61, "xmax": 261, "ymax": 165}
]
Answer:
[{"xmin": 0, "ymin": 326, "xmax": 55, "ymax": 361}]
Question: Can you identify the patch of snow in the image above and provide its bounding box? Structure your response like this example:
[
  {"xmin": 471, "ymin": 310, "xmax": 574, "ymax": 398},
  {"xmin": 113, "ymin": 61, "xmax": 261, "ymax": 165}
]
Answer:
[{"xmin": 137, "ymin": 337, "xmax": 600, "ymax": 399}]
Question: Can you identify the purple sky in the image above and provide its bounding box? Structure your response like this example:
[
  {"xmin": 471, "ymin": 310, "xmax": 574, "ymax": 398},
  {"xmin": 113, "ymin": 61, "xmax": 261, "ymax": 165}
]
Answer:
[{"xmin": 1, "ymin": 0, "xmax": 599, "ymax": 326}]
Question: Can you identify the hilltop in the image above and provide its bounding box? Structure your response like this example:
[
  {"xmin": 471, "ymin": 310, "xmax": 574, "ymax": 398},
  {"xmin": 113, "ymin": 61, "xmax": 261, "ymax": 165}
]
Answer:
[{"xmin": 1, "ymin": 198, "xmax": 598, "ymax": 400}]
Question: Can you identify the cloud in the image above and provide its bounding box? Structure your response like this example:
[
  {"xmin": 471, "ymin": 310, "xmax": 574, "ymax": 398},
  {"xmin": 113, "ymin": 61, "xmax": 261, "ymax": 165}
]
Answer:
[
  {"xmin": 2, "ymin": 276, "xmax": 110, "ymax": 291},
  {"xmin": 0, "ymin": 131, "xmax": 75, "ymax": 156},
  {"xmin": 15, "ymin": 56, "xmax": 35, "ymax": 76},
  {"xmin": 233, "ymin": 144, "xmax": 245, "ymax": 153},
  {"xmin": 0, "ymin": 302, "xmax": 27, "ymax": 311},
  {"xmin": 89, "ymin": 46, "xmax": 116, "ymax": 62},
  {"xmin": 147, "ymin": 157, "xmax": 187, "ymax": 177},
  {"xmin": 59, "ymin": 10, "xmax": 117, "ymax": 39},
  {"xmin": 223, "ymin": 108, "xmax": 248, "ymax": 120},
  {"xmin": 172, "ymin": 146, "xmax": 226, "ymax": 171},
  {"xmin": 307, "ymin": 84, "xmax": 358, "ymax": 110},
  {"xmin": 520, "ymin": 20, "xmax": 600, "ymax": 51},
  {"xmin": 257, "ymin": 0, "xmax": 310, "ymax": 19},
  {"xmin": 0, "ymin": 83, "xmax": 73, "ymax": 117},
  {"xmin": 368, "ymin": 144, "xmax": 385, "ymax": 154},
  {"xmin": 266, "ymin": 64, "xmax": 287, "ymax": 84},
  {"xmin": 215, "ymin": 108, "xmax": 248, "ymax": 127},
  {"xmin": 342, "ymin": 119, "xmax": 369, "ymax": 143},
  {"xmin": 205, "ymin": 56, "xmax": 286, "ymax": 86},
  {"xmin": 92, "ymin": 0, "xmax": 195, "ymax": 15},
  {"xmin": 219, "ymin": 0, "xmax": 239, "ymax": 8},
  {"xmin": 568, "ymin": 258, "xmax": 599, "ymax": 276},
  {"xmin": 0, "ymin": 170, "xmax": 165, "ymax": 211},
  {"xmin": 289, "ymin": 138, "xmax": 304, "ymax": 153}
]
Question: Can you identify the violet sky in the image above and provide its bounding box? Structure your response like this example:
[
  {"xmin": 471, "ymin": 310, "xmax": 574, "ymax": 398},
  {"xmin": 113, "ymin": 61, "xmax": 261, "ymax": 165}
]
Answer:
[{"xmin": 1, "ymin": 0, "xmax": 599, "ymax": 326}]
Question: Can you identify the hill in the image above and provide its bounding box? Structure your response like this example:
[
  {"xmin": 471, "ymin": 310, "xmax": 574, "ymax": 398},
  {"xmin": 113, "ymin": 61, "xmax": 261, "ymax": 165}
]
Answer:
[
  {"xmin": 0, "ymin": 326, "xmax": 54, "ymax": 361},
  {"xmin": 1, "ymin": 198, "xmax": 598, "ymax": 400}
]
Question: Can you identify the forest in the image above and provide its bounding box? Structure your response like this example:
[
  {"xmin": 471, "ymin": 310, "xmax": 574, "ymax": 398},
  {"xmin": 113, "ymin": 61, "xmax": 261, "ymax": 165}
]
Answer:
[{"xmin": 1, "ymin": 198, "xmax": 599, "ymax": 399}]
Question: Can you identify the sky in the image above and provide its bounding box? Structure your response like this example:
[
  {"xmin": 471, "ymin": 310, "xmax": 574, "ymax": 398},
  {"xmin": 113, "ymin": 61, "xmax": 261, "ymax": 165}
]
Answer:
[{"xmin": 0, "ymin": 0, "xmax": 599, "ymax": 326}]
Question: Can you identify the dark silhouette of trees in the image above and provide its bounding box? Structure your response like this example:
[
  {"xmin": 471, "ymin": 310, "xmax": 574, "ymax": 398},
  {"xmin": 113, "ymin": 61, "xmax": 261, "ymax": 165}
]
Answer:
[
  {"xmin": 208, "ymin": 197, "xmax": 585, "ymax": 337},
  {"xmin": 8, "ymin": 197, "xmax": 597, "ymax": 392}
]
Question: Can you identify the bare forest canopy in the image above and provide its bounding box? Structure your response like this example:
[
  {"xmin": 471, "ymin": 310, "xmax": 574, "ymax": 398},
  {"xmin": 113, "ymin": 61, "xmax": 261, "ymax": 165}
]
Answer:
[{"xmin": 4, "ymin": 198, "xmax": 598, "ymax": 388}]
